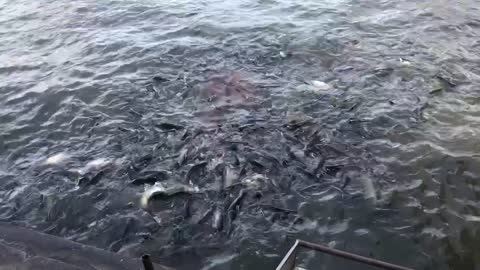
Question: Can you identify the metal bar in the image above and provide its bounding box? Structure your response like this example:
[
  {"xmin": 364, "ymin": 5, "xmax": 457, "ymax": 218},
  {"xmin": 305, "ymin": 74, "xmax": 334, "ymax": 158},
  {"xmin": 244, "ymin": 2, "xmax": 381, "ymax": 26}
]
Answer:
[
  {"xmin": 297, "ymin": 240, "xmax": 414, "ymax": 270},
  {"xmin": 275, "ymin": 240, "xmax": 299, "ymax": 270},
  {"xmin": 142, "ymin": 254, "xmax": 155, "ymax": 270}
]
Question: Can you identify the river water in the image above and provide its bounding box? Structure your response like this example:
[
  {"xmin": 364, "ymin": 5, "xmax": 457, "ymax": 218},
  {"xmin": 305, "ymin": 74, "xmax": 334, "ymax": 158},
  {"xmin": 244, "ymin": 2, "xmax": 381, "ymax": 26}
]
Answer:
[{"xmin": 1, "ymin": 0, "xmax": 480, "ymax": 269}]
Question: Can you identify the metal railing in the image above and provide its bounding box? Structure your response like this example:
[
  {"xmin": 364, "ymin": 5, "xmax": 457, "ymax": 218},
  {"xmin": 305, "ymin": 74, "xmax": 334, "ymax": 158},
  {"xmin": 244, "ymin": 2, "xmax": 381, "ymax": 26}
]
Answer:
[
  {"xmin": 142, "ymin": 255, "xmax": 155, "ymax": 270},
  {"xmin": 141, "ymin": 239, "xmax": 414, "ymax": 270},
  {"xmin": 276, "ymin": 239, "xmax": 414, "ymax": 270}
]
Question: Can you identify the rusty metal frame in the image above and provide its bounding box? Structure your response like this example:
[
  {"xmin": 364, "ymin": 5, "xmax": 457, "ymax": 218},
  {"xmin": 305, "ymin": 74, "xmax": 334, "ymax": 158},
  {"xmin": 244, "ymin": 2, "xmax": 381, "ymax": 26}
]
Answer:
[{"xmin": 276, "ymin": 239, "xmax": 414, "ymax": 270}]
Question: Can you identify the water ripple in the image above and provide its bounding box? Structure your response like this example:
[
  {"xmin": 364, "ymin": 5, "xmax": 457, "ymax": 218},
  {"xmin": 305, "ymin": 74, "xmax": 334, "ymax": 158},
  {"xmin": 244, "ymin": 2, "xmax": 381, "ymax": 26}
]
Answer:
[{"xmin": 1, "ymin": 0, "xmax": 480, "ymax": 269}]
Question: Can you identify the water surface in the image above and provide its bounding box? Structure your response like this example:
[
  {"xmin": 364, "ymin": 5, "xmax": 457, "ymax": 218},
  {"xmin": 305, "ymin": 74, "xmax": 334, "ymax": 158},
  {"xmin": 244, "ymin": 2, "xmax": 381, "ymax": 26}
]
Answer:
[{"xmin": 1, "ymin": 0, "xmax": 480, "ymax": 269}]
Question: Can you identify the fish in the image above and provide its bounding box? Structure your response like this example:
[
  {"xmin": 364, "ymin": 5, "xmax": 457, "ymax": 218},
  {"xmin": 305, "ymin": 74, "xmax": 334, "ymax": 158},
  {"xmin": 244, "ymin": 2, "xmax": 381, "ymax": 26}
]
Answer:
[
  {"xmin": 323, "ymin": 165, "xmax": 343, "ymax": 177},
  {"xmin": 152, "ymin": 76, "xmax": 169, "ymax": 83},
  {"xmin": 130, "ymin": 170, "xmax": 169, "ymax": 185},
  {"xmin": 310, "ymin": 80, "xmax": 331, "ymax": 92},
  {"xmin": 183, "ymin": 197, "xmax": 192, "ymax": 219},
  {"xmin": 286, "ymin": 146, "xmax": 306, "ymax": 164},
  {"xmin": 285, "ymin": 111, "xmax": 314, "ymax": 130},
  {"xmin": 140, "ymin": 182, "xmax": 201, "ymax": 209},
  {"xmin": 247, "ymin": 158, "xmax": 267, "ymax": 170},
  {"xmin": 77, "ymin": 170, "xmax": 105, "ymax": 187},
  {"xmin": 226, "ymin": 189, "xmax": 246, "ymax": 235},
  {"xmin": 186, "ymin": 162, "xmax": 208, "ymax": 183},
  {"xmin": 156, "ymin": 122, "xmax": 184, "ymax": 131},
  {"xmin": 313, "ymin": 156, "xmax": 326, "ymax": 174},
  {"xmin": 362, "ymin": 176, "xmax": 377, "ymax": 202},
  {"xmin": 146, "ymin": 84, "xmax": 159, "ymax": 97},
  {"xmin": 223, "ymin": 166, "xmax": 238, "ymax": 188},
  {"xmin": 176, "ymin": 148, "xmax": 190, "ymax": 168},
  {"xmin": 180, "ymin": 129, "xmax": 191, "ymax": 141},
  {"xmin": 244, "ymin": 147, "xmax": 282, "ymax": 167},
  {"xmin": 241, "ymin": 174, "xmax": 269, "ymax": 190},
  {"xmin": 227, "ymin": 189, "xmax": 246, "ymax": 217},
  {"xmin": 196, "ymin": 207, "xmax": 214, "ymax": 224},
  {"xmin": 132, "ymin": 155, "xmax": 153, "ymax": 171},
  {"xmin": 45, "ymin": 153, "xmax": 69, "ymax": 165},
  {"xmin": 341, "ymin": 176, "xmax": 352, "ymax": 190},
  {"xmin": 81, "ymin": 158, "xmax": 112, "ymax": 174},
  {"xmin": 212, "ymin": 206, "xmax": 223, "ymax": 231},
  {"xmin": 253, "ymin": 204, "xmax": 296, "ymax": 214},
  {"xmin": 374, "ymin": 66, "xmax": 394, "ymax": 77}
]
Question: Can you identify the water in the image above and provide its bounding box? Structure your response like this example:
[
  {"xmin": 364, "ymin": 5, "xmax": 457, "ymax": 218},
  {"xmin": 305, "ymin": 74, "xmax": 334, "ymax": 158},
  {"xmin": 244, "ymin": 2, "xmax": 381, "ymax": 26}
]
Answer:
[{"xmin": 1, "ymin": 0, "xmax": 480, "ymax": 269}]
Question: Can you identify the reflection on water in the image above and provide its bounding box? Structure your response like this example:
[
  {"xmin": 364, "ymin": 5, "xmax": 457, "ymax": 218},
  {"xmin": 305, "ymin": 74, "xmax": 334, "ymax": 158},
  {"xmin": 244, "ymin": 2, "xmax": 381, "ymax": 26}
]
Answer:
[{"xmin": 1, "ymin": 0, "xmax": 480, "ymax": 269}]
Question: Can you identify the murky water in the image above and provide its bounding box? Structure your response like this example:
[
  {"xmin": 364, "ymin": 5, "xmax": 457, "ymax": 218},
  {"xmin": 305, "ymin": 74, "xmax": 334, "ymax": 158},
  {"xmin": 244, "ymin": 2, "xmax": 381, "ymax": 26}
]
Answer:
[{"xmin": 1, "ymin": 0, "xmax": 480, "ymax": 269}]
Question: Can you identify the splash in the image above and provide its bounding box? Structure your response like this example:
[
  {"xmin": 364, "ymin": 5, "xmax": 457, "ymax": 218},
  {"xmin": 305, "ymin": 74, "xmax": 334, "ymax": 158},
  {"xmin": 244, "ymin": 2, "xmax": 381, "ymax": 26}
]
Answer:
[{"xmin": 45, "ymin": 153, "xmax": 69, "ymax": 165}]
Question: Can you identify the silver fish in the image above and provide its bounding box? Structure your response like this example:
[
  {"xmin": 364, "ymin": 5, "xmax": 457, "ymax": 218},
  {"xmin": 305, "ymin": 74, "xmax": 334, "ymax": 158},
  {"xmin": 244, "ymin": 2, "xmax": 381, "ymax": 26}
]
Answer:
[{"xmin": 140, "ymin": 182, "xmax": 201, "ymax": 209}]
